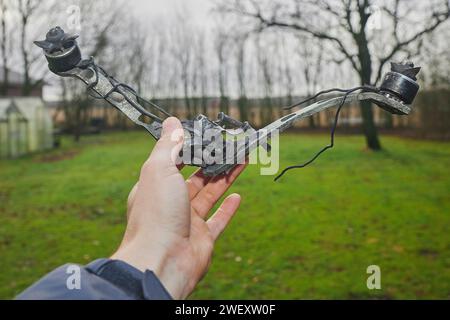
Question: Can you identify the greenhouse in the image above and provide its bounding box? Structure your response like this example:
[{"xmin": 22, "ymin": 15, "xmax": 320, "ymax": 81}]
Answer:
[{"xmin": 0, "ymin": 98, "xmax": 53, "ymax": 159}]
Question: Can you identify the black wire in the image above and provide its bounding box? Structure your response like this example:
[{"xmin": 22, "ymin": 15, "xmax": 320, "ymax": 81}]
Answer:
[
  {"xmin": 90, "ymin": 62, "xmax": 164, "ymax": 122},
  {"xmin": 97, "ymin": 64, "xmax": 173, "ymax": 118},
  {"xmin": 79, "ymin": 57, "xmax": 171, "ymax": 122},
  {"xmin": 274, "ymin": 86, "xmax": 375, "ymax": 182}
]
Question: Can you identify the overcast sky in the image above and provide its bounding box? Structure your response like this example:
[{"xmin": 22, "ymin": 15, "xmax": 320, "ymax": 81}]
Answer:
[{"xmin": 130, "ymin": 0, "xmax": 214, "ymax": 28}]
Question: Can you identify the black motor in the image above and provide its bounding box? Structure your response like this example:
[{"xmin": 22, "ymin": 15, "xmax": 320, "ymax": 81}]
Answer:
[
  {"xmin": 380, "ymin": 62, "xmax": 421, "ymax": 105},
  {"xmin": 34, "ymin": 26, "xmax": 82, "ymax": 73}
]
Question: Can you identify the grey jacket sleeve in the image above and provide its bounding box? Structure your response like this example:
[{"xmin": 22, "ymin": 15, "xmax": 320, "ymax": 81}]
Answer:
[{"xmin": 16, "ymin": 259, "xmax": 172, "ymax": 300}]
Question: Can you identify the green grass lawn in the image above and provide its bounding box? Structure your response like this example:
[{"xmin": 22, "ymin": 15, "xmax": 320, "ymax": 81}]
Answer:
[{"xmin": 0, "ymin": 131, "xmax": 449, "ymax": 299}]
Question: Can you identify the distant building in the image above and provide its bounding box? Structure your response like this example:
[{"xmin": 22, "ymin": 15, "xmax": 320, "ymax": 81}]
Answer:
[
  {"xmin": 0, "ymin": 97, "xmax": 54, "ymax": 159},
  {"xmin": 0, "ymin": 67, "xmax": 53, "ymax": 158},
  {"xmin": 0, "ymin": 68, "xmax": 43, "ymax": 97}
]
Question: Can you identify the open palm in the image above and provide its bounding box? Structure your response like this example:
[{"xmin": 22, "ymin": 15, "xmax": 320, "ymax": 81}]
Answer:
[{"xmin": 112, "ymin": 118, "xmax": 246, "ymax": 299}]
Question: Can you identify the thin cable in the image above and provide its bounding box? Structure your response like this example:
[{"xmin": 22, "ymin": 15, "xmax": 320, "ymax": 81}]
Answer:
[{"xmin": 274, "ymin": 86, "xmax": 373, "ymax": 182}]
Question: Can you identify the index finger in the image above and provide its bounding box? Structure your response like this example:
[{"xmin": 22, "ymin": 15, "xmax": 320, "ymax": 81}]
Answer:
[
  {"xmin": 191, "ymin": 163, "xmax": 247, "ymax": 219},
  {"xmin": 186, "ymin": 169, "xmax": 212, "ymax": 200}
]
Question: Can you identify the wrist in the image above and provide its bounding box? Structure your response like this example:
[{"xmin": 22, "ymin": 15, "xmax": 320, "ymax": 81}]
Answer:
[
  {"xmin": 110, "ymin": 240, "xmax": 190, "ymax": 299},
  {"xmin": 111, "ymin": 246, "xmax": 163, "ymax": 275}
]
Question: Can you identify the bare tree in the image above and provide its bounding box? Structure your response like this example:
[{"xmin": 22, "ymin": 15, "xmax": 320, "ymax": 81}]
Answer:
[
  {"xmin": 180, "ymin": 42, "xmax": 192, "ymax": 117},
  {"xmin": 15, "ymin": 0, "xmax": 60, "ymax": 95},
  {"xmin": 155, "ymin": 28, "xmax": 169, "ymax": 99},
  {"xmin": 215, "ymin": 29, "xmax": 230, "ymax": 114},
  {"xmin": 16, "ymin": 0, "xmax": 45, "ymax": 95},
  {"xmin": 279, "ymin": 35, "xmax": 295, "ymax": 106},
  {"xmin": 420, "ymin": 29, "xmax": 450, "ymax": 88},
  {"xmin": 218, "ymin": 0, "xmax": 450, "ymax": 150},
  {"xmin": 196, "ymin": 32, "xmax": 209, "ymax": 116},
  {"xmin": 296, "ymin": 35, "xmax": 324, "ymax": 128},
  {"xmin": 147, "ymin": 22, "xmax": 171, "ymax": 107},
  {"xmin": 235, "ymin": 34, "xmax": 249, "ymax": 120},
  {"xmin": 191, "ymin": 31, "xmax": 206, "ymax": 116},
  {"xmin": 168, "ymin": 11, "xmax": 195, "ymax": 118},
  {"xmin": 256, "ymin": 35, "xmax": 275, "ymax": 126},
  {"xmin": 0, "ymin": 0, "xmax": 9, "ymax": 95},
  {"xmin": 128, "ymin": 23, "xmax": 148, "ymax": 94}
]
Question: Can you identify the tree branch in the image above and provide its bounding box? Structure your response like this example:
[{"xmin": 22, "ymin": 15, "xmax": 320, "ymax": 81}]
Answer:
[
  {"xmin": 374, "ymin": 2, "xmax": 450, "ymax": 84},
  {"xmin": 225, "ymin": 4, "xmax": 362, "ymax": 74}
]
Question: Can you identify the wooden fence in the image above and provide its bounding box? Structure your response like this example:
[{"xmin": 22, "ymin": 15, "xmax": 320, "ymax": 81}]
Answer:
[{"xmin": 49, "ymin": 88, "xmax": 450, "ymax": 140}]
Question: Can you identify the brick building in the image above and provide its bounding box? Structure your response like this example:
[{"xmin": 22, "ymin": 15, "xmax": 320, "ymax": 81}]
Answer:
[{"xmin": 0, "ymin": 68, "xmax": 43, "ymax": 97}]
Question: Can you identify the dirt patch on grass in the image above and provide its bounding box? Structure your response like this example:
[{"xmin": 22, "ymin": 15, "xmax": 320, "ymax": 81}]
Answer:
[
  {"xmin": 34, "ymin": 150, "xmax": 80, "ymax": 163},
  {"xmin": 0, "ymin": 190, "xmax": 10, "ymax": 202},
  {"xmin": 418, "ymin": 248, "xmax": 439, "ymax": 259}
]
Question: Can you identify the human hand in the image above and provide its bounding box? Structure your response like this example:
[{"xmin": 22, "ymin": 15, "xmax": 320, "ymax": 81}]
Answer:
[{"xmin": 111, "ymin": 117, "xmax": 246, "ymax": 299}]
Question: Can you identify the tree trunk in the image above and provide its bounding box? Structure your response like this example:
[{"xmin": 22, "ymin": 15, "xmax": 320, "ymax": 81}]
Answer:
[
  {"xmin": 358, "ymin": 38, "xmax": 382, "ymax": 151},
  {"xmin": 360, "ymin": 100, "xmax": 381, "ymax": 150},
  {"xmin": 0, "ymin": 2, "xmax": 7, "ymax": 96},
  {"xmin": 73, "ymin": 113, "xmax": 82, "ymax": 142},
  {"xmin": 201, "ymin": 96, "xmax": 208, "ymax": 116},
  {"xmin": 309, "ymin": 116, "xmax": 316, "ymax": 128},
  {"xmin": 183, "ymin": 75, "xmax": 191, "ymax": 117},
  {"xmin": 184, "ymin": 95, "xmax": 191, "ymax": 117},
  {"xmin": 219, "ymin": 96, "xmax": 229, "ymax": 114},
  {"xmin": 238, "ymin": 96, "xmax": 248, "ymax": 121},
  {"xmin": 262, "ymin": 96, "xmax": 272, "ymax": 126},
  {"xmin": 20, "ymin": 15, "xmax": 32, "ymax": 96}
]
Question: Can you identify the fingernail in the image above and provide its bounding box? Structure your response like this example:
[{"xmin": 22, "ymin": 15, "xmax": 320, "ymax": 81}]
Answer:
[{"xmin": 162, "ymin": 117, "xmax": 181, "ymax": 136}]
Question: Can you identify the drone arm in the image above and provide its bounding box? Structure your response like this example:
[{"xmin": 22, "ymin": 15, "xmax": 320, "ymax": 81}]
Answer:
[
  {"xmin": 58, "ymin": 66, "xmax": 163, "ymax": 139},
  {"xmin": 262, "ymin": 91, "xmax": 411, "ymax": 136},
  {"xmin": 203, "ymin": 91, "xmax": 412, "ymax": 176}
]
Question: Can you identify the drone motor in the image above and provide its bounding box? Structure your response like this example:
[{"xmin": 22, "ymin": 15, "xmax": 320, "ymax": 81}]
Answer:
[{"xmin": 34, "ymin": 26, "xmax": 82, "ymax": 73}]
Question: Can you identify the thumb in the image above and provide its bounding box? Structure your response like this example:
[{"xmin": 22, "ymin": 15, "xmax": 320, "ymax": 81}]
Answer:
[{"xmin": 147, "ymin": 117, "xmax": 184, "ymax": 169}]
